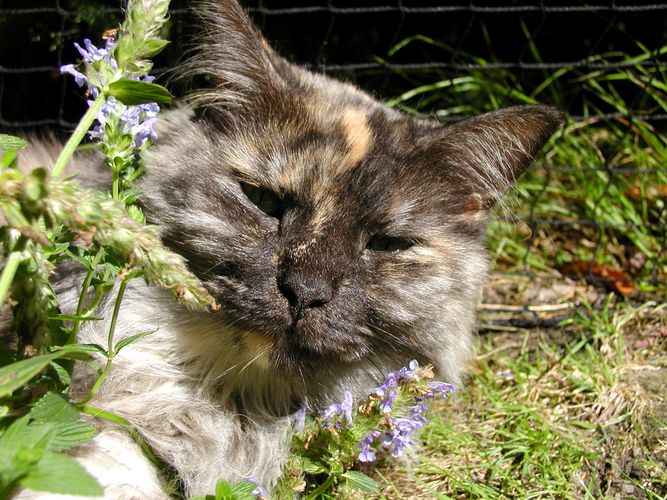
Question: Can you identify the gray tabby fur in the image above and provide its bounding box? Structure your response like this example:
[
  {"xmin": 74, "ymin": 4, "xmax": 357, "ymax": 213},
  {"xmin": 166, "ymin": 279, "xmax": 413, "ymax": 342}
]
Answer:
[{"xmin": 13, "ymin": 0, "xmax": 563, "ymax": 497}]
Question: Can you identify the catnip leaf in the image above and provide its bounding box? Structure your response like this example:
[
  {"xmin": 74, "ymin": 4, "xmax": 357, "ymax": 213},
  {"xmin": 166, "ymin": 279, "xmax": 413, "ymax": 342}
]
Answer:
[
  {"xmin": 230, "ymin": 481, "xmax": 256, "ymax": 499},
  {"xmin": 46, "ymin": 422, "xmax": 96, "ymax": 452},
  {"xmin": 107, "ymin": 79, "xmax": 172, "ymax": 105},
  {"xmin": 29, "ymin": 392, "xmax": 78, "ymax": 424},
  {"xmin": 2, "ymin": 149, "xmax": 18, "ymax": 167},
  {"xmin": 341, "ymin": 471, "xmax": 379, "ymax": 494},
  {"xmin": 46, "ymin": 361, "xmax": 71, "ymax": 387},
  {"xmin": 214, "ymin": 479, "xmax": 234, "ymax": 499},
  {"xmin": 0, "ymin": 345, "xmax": 102, "ymax": 398},
  {"xmin": 18, "ymin": 452, "xmax": 103, "ymax": 496},
  {"xmin": 54, "ymin": 343, "xmax": 107, "ymax": 356},
  {"xmin": 0, "ymin": 134, "xmax": 27, "ymax": 152},
  {"xmin": 301, "ymin": 457, "xmax": 326, "ymax": 474},
  {"xmin": 0, "ymin": 354, "xmax": 62, "ymax": 399},
  {"xmin": 64, "ymin": 248, "xmax": 96, "ymax": 269},
  {"xmin": 137, "ymin": 39, "xmax": 170, "ymax": 58},
  {"xmin": 113, "ymin": 329, "xmax": 157, "ymax": 355}
]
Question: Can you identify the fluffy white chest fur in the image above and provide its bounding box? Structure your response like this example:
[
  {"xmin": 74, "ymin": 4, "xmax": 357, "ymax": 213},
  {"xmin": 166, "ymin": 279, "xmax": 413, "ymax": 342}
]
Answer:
[{"xmin": 54, "ymin": 281, "xmax": 292, "ymax": 498}]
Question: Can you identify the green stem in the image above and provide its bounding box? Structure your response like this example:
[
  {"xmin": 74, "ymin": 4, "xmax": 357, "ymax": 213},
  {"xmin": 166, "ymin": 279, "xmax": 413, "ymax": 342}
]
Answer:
[
  {"xmin": 107, "ymin": 278, "xmax": 129, "ymax": 354},
  {"xmin": 0, "ymin": 251, "xmax": 21, "ymax": 306},
  {"xmin": 51, "ymin": 93, "xmax": 106, "ymax": 178},
  {"xmin": 112, "ymin": 169, "xmax": 120, "ymax": 200},
  {"xmin": 75, "ymin": 277, "xmax": 129, "ymax": 405},
  {"xmin": 77, "ymin": 357, "xmax": 112, "ymax": 406},
  {"xmin": 84, "ymin": 266, "xmax": 112, "ymax": 316},
  {"xmin": 306, "ymin": 474, "xmax": 336, "ymax": 499},
  {"xmin": 68, "ymin": 250, "xmax": 105, "ymax": 344},
  {"xmin": 79, "ymin": 405, "xmax": 163, "ymax": 468}
]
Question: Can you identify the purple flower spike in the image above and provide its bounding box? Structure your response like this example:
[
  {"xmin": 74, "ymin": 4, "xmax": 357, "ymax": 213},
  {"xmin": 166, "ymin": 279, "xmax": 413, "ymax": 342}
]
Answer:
[
  {"xmin": 358, "ymin": 446, "xmax": 377, "ymax": 463},
  {"xmin": 293, "ymin": 403, "xmax": 307, "ymax": 433},
  {"xmin": 358, "ymin": 430, "xmax": 381, "ymax": 462},
  {"xmin": 340, "ymin": 391, "xmax": 354, "ymax": 425},
  {"xmin": 379, "ymin": 387, "xmax": 397, "ymax": 413},
  {"xmin": 322, "ymin": 391, "xmax": 354, "ymax": 427},
  {"xmin": 131, "ymin": 118, "xmax": 158, "ymax": 147},
  {"xmin": 74, "ymin": 38, "xmax": 114, "ymax": 64},
  {"xmin": 246, "ymin": 477, "xmax": 269, "ymax": 498},
  {"xmin": 428, "ymin": 381, "xmax": 457, "ymax": 398},
  {"xmin": 60, "ymin": 64, "xmax": 87, "ymax": 87}
]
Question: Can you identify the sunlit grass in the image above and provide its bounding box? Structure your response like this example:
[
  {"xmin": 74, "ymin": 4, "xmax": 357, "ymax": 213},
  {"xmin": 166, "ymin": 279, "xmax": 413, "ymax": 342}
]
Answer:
[{"xmin": 375, "ymin": 301, "xmax": 666, "ymax": 498}]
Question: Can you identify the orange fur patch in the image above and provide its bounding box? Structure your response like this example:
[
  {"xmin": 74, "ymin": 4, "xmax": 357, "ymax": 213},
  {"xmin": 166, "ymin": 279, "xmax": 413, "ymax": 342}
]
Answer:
[{"xmin": 339, "ymin": 109, "xmax": 373, "ymax": 172}]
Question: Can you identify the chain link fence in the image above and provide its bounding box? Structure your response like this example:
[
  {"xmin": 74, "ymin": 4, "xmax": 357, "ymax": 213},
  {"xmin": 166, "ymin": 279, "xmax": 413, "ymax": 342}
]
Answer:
[{"xmin": 1, "ymin": 1, "xmax": 665, "ymax": 313}]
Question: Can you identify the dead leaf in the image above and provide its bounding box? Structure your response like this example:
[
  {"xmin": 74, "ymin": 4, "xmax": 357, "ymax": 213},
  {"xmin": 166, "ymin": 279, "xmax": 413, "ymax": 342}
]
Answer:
[{"xmin": 559, "ymin": 261, "xmax": 634, "ymax": 296}]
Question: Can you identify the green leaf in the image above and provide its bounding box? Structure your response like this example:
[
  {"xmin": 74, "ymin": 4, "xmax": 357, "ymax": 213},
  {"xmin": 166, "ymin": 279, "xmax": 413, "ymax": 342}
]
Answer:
[
  {"xmin": 49, "ymin": 314, "xmax": 103, "ymax": 322},
  {"xmin": 64, "ymin": 248, "xmax": 96, "ymax": 270},
  {"xmin": 137, "ymin": 39, "xmax": 170, "ymax": 58},
  {"xmin": 29, "ymin": 392, "xmax": 78, "ymax": 424},
  {"xmin": 47, "ymin": 422, "xmax": 96, "ymax": 452},
  {"xmin": 55, "ymin": 343, "xmax": 107, "ymax": 357},
  {"xmin": 48, "ymin": 361, "xmax": 71, "ymax": 387},
  {"xmin": 0, "ymin": 345, "xmax": 101, "ymax": 398},
  {"xmin": 29, "ymin": 394, "xmax": 96, "ymax": 450},
  {"xmin": 214, "ymin": 479, "xmax": 234, "ymax": 500},
  {"xmin": 113, "ymin": 329, "xmax": 157, "ymax": 355},
  {"xmin": 43, "ymin": 242, "xmax": 70, "ymax": 259},
  {"xmin": 301, "ymin": 457, "xmax": 326, "ymax": 474},
  {"xmin": 231, "ymin": 481, "xmax": 256, "ymax": 499},
  {"xmin": 341, "ymin": 471, "xmax": 379, "ymax": 494},
  {"xmin": 106, "ymin": 79, "xmax": 173, "ymax": 105},
  {"xmin": 19, "ymin": 452, "xmax": 103, "ymax": 496},
  {"xmin": 2, "ymin": 149, "xmax": 18, "ymax": 167},
  {"xmin": 0, "ymin": 417, "xmax": 53, "ymax": 464},
  {"xmin": 0, "ymin": 415, "xmax": 33, "ymax": 451},
  {"xmin": 0, "ymin": 134, "xmax": 27, "ymax": 152},
  {"xmin": 0, "ymin": 354, "xmax": 61, "ymax": 399}
]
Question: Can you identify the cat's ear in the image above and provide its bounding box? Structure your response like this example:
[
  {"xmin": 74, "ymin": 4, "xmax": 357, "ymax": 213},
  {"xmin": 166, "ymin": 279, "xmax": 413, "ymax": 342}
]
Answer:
[
  {"xmin": 436, "ymin": 105, "xmax": 564, "ymax": 218},
  {"xmin": 185, "ymin": 0, "xmax": 288, "ymax": 109}
]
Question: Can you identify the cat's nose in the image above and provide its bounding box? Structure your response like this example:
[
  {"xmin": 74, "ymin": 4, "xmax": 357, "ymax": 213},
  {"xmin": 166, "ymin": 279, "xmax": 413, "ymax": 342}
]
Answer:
[{"xmin": 278, "ymin": 273, "xmax": 333, "ymax": 319}]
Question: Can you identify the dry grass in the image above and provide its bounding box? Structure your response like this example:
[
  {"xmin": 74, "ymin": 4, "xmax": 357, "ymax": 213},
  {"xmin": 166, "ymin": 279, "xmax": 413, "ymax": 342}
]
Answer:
[{"xmin": 373, "ymin": 297, "xmax": 667, "ymax": 499}]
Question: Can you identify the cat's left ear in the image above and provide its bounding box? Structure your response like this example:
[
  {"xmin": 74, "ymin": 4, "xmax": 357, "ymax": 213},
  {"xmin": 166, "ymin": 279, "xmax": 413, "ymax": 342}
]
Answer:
[
  {"xmin": 185, "ymin": 0, "xmax": 289, "ymax": 109},
  {"xmin": 435, "ymin": 105, "xmax": 564, "ymax": 216}
]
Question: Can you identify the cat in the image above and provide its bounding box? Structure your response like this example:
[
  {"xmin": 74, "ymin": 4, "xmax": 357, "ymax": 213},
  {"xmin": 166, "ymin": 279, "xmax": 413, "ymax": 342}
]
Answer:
[{"xmin": 15, "ymin": 0, "xmax": 562, "ymax": 497}]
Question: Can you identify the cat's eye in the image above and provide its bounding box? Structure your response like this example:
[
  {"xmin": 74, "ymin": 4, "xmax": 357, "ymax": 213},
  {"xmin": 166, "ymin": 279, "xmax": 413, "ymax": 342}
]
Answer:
[
  {"xmin": 240, "ymin": 182, "xmax": 284, "ymax": 218},
  {"xmin": 366, "ymin": 235, "xmax": 414, "ymax": 253}
]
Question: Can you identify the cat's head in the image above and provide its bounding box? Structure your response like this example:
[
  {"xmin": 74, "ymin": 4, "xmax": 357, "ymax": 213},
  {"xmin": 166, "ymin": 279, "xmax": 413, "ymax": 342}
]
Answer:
[{"xmin": 140, "ymin": 0, "xmax": 563, "ymax": 403}]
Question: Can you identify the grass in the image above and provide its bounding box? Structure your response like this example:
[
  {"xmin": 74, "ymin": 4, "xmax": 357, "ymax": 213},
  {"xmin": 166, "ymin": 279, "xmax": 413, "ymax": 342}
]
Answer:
[{"xmin": 373, "ymin": 300, "xmax": 666, "ymax": 498}]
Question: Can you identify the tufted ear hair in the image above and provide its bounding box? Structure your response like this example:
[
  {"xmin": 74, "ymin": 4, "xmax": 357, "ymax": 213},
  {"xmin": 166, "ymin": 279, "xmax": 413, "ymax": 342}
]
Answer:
[
  {"xmin": 182, "ymin": 0, "xmax": 290, "ymax": 110},
  {"xmin": 434, "ymin": 105, "xmax": 564, "ymax": 217}
]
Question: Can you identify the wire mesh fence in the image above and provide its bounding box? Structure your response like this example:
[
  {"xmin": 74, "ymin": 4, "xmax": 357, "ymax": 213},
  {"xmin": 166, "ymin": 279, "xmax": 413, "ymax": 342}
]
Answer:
[{"xmin": 1, "ymin": 1, "xmax": 665, "ymax": 307}]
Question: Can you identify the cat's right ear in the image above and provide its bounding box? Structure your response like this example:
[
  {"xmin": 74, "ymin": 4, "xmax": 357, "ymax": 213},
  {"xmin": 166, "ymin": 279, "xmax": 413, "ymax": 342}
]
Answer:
[{"xmin": 183, "ymin": 0, "xmax": 288, "ymax": 111}]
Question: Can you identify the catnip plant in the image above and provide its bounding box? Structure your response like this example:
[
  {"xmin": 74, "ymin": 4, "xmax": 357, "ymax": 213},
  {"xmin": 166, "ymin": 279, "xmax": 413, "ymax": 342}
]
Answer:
[
  {"xmin": 274, "ymin": 360, "xmax": 456, "ymax": 498},
  {"xmin": 0, "ymin": 0, "xmax": 215, "ymax": 497}
]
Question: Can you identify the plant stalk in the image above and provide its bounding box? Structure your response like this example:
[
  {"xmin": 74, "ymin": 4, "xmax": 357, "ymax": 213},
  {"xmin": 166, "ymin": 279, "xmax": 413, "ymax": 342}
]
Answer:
[
  {"xmin": 0, "ymin": 251, "xmax": 21, "ymax": 307},
  {"xmin": 52, "ymin": 93, "xmax": 106, "ymax": 178}
]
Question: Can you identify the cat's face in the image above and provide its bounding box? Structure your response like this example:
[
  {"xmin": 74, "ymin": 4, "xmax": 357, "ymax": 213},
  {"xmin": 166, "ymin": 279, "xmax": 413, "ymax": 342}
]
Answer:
[{"xmin": 140, "ymin": 0, "xmax": 562, "ymax": 394}]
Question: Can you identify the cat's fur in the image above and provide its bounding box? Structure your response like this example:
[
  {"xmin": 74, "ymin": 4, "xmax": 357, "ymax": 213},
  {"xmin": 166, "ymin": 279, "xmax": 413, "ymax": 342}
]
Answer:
[{"xmin": 16, "ymin": 0, "xmax": 563, "ymax": 497}]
